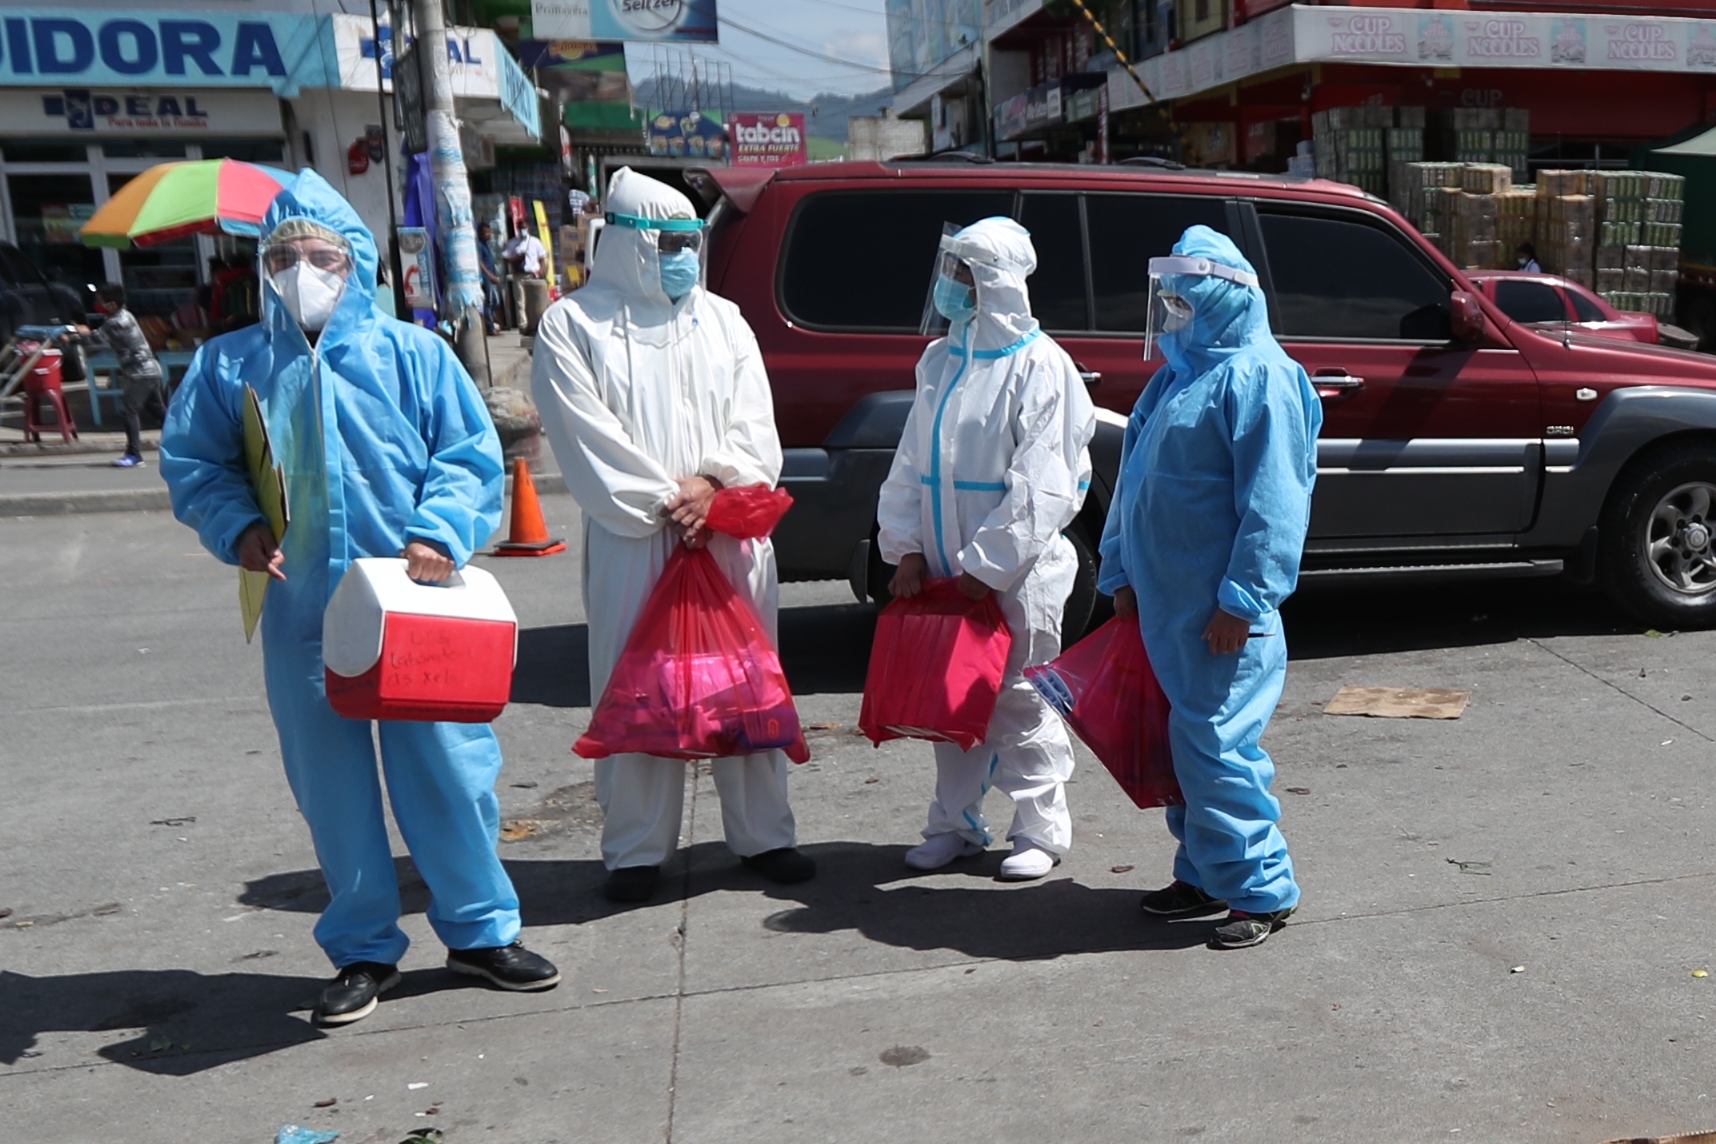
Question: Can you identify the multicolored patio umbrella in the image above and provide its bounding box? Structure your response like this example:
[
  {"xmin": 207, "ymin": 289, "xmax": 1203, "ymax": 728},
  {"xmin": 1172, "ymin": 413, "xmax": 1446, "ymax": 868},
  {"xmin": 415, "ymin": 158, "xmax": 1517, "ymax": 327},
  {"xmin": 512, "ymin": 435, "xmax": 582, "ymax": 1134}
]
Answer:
[{"xmin": 78, "ymin": 160, "xmax": 297, "ymax": 249}]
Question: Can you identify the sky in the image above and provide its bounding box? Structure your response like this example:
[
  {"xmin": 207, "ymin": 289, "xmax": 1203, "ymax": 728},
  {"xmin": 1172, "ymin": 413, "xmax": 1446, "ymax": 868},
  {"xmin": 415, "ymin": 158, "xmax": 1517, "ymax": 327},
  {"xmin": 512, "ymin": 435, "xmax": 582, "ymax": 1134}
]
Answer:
[{"xmin": 624, "ymin": 0, "xmax": 895, "ymax": 101}]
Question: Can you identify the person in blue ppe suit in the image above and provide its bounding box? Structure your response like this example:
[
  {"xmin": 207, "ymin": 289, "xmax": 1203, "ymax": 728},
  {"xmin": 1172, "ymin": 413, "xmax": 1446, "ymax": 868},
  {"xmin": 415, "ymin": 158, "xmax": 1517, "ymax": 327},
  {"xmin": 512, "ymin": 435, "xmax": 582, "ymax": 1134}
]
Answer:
[
  {"xmin": 160, "ymin": 170, "xmax": 559, "ymax": 1024},
  {"xmin": 878, "ymin": 216, "xmax": 1095, "ymax": 881},
  {"xmin": 1098, "ymin": 224, "xmax": 1320, "ymax": 950}
]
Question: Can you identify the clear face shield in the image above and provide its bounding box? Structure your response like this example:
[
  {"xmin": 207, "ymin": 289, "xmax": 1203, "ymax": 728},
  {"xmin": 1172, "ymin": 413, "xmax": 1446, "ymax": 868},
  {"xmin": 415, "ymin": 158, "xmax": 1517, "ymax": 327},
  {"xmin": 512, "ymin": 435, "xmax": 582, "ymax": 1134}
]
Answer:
[
  {"xmin": 919, "ymin": 223, "xmax": 977, "ymax": 337},
  {"xmin": 605, "ymin": 211, "xmax": 707, "ymax": 298},
  {"xmin": 1141, "ymin": 255, "xmax": 1260, "ymax": 361}
]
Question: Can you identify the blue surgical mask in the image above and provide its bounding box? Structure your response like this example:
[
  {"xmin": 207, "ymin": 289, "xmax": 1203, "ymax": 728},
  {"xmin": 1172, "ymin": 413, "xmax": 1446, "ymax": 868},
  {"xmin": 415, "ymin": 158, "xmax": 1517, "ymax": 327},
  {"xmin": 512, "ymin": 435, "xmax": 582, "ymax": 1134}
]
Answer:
[
  {"xmin": 932, "ymin": 273, "xmax": 976, "ymax": 323},
  {"xmin": 659, "ymin": 250, "xmax": 700, "ymax": 300}
]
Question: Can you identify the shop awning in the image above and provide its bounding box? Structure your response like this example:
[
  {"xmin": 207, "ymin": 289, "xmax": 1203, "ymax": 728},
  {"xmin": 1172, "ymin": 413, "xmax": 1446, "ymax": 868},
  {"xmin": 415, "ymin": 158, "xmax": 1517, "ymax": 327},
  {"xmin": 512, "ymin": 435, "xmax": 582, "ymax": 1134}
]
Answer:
[
  {"xmin": 1107, "ymin": 4, "xmax": 1716, "ymax": 113},
  {"xmin": 1655, "ymin": 127, "xmax": 1716, "ymax": 157}
]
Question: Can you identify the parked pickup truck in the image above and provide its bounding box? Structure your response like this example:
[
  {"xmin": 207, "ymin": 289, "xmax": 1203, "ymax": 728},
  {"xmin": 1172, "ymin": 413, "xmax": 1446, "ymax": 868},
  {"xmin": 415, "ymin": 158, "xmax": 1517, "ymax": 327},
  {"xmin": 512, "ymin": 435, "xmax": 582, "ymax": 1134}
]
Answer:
[
  {"xmin": 1467, "ymin": 268, "xmax": 1699, "ymax": 349},
  {"xmin": 687, "ymin": 159, "xmax": 1716, "ymax": 631}
]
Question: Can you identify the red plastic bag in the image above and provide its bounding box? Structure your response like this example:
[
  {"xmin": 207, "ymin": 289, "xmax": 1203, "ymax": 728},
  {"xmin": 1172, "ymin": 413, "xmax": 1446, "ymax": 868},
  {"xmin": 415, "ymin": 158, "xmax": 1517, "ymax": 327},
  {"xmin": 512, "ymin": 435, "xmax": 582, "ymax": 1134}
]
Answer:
[
  {"xmin": 575, "ymin": 546, "xmax": 809, "ymax": 763},
  {"xmin": 858, "ymin": 579, "xmax": 1013, "ymax": 751},
  {"xmin": 1025, "ymin": 617, "xmax": 1181, "ymax": 809},
  {"xmin": 706, "ymin": 485, "xmax": 794, "ymax": 540}
]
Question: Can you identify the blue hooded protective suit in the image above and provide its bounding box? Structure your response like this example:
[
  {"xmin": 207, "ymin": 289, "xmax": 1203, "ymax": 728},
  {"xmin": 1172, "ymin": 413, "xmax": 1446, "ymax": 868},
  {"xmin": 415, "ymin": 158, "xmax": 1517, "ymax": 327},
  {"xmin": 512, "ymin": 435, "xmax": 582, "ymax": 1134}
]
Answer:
[
  {"xmin": 160, "ymin": 171, "xmax": 517, "ymax": 967},
  {"xmin": 1097, "ymin": 225, "xmax": 1320, "ymax": 915}
]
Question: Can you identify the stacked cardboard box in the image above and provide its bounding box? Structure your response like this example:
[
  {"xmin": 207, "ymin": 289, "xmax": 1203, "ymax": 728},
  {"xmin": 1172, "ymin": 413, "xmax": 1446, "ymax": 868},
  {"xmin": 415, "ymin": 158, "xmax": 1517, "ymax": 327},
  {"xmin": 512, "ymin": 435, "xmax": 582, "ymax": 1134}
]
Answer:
[
  {"xmin": 1451, "ymin": 192, "xmax": 1503, "ymax": 270},
  {"xmin": 1591, "ymin": 170, "xmax": 1683, "ymax": 315},
  {"xmin": 1394, "ymin": 162, "xmax": 1462, "ymax": 249},
  {"xmin": 1541, "ymin": 194, "xmax": 1596, "ymax": 286},
  {"xmin": 1437, "ymin": 108, "xmax": 1530, "ymax": 182},
  {"xmin": 1499, "ymin": 188, "xmax": 1536, "ymax": 252}
]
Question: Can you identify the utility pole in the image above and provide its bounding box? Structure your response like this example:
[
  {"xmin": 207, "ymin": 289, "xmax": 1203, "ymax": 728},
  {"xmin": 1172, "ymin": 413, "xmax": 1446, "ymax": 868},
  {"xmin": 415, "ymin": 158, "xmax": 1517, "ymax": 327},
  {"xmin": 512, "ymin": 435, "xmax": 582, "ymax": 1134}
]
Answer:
[{"xmin": 411, "ymin": 0, "xmax": 489, "ymax": 385}]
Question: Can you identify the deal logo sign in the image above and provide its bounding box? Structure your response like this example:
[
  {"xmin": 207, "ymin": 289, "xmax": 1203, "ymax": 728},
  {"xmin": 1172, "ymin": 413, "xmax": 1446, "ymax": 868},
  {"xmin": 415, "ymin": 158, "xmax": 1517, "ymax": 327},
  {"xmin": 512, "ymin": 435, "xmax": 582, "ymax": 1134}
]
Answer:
[
  {"xmin": 729, "ymin": 112, "xmax": 807, "ymax": 168},
  {"xmin": 44, "ymin": 89, "xmax": 210, "ymax": 130}
]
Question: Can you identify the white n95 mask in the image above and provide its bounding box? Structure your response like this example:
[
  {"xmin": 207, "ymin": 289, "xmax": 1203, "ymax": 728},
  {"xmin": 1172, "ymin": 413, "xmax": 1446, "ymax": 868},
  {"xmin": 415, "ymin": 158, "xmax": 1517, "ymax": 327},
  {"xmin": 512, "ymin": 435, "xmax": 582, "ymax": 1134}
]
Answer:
[{"xmin": 272, "ymin": 264, "xmax": 346, "ymax": 330}]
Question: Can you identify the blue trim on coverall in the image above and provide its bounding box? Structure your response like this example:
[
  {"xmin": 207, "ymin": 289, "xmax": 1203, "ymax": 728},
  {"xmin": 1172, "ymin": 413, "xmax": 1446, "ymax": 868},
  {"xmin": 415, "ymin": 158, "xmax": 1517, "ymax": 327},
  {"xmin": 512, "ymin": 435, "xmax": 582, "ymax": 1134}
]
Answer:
[
  {"xmin": 160, "ymin": 170, "xmax": 518, "ymax": 967},
  {"xmin": 1096, "ymin": 225, "xmax": 1320, "ymax": 915}
]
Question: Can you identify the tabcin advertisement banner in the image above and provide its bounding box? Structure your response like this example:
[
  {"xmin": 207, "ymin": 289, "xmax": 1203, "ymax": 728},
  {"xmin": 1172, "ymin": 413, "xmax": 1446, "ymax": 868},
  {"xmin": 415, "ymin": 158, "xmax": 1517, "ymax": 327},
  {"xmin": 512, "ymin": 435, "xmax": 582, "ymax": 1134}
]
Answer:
[
  {"xmin": 532, "ymin": 0, "xmax": 717, "ymax": 44},
  {"xmin": 729, "ymin": 112, "xmax": 807, "ymax": 167}
]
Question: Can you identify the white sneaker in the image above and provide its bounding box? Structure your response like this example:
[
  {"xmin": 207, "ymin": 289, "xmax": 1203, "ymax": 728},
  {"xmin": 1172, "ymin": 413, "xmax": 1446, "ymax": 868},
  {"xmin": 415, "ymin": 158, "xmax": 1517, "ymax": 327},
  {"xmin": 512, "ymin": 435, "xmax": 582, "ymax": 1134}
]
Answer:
[
  {"xmin": 904, "ymin": 832, "xmax": 982, "ymax": 870},
  {"xmin": 998, "ymin": 841, "xmax": 1059, "ymax": 881}
]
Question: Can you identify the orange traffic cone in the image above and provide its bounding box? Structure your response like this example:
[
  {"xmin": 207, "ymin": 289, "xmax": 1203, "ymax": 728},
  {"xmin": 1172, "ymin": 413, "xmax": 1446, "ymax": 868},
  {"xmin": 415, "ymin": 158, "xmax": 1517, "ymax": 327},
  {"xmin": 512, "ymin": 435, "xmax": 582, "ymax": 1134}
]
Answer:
[{"xmin": 494, "ymin": 458, "xmax": 567, "ymax": 557}]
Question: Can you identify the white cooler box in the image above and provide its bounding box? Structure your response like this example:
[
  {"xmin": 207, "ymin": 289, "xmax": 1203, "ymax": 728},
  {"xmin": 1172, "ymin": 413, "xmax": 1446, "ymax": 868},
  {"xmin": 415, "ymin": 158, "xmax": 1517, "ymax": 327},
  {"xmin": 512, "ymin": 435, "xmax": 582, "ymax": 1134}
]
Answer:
[{"xmin": 322, "ymin": 558, "xmax": 518, "ymax": 723}]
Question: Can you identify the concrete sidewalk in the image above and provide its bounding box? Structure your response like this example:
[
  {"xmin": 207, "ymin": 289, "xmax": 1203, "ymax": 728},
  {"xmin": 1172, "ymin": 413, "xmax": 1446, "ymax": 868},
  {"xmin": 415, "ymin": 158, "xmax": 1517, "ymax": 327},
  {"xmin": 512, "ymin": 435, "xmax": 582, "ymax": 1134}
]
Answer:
[{"xmin": 5, "ymin": 499, "xmax": 1716, "ymax": 1142}]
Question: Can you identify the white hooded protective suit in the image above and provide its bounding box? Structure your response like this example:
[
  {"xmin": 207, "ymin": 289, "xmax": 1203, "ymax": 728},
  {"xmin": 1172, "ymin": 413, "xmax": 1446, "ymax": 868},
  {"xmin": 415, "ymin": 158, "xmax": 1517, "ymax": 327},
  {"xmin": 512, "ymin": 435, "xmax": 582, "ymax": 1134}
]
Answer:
[
  {"xmin": 532, "ymin": 167, "xmax": 797, "ymax": 870},
  {"xmin": 876, "ymin": 216, "xmax": 1096, "ymax": 855}
]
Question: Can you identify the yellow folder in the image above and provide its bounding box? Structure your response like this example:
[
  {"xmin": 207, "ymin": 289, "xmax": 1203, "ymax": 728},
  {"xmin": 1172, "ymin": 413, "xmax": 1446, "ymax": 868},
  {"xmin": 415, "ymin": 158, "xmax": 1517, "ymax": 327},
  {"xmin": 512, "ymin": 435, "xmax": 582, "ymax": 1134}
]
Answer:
[{"xmin": 240, "ymin": 385, "xmax": 289, "ymax": 642}]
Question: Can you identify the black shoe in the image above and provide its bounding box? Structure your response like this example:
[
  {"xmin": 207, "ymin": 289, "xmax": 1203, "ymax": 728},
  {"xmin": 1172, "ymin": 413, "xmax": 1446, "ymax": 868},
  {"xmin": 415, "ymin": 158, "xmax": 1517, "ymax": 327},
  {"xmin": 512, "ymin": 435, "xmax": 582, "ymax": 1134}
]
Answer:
[
  {"xmin": 740, "ymin": 847, "xmax": 816, "ymax": 884},
  {"xmin": 1139, "ymin": 880, "xmax": 1227, "ymax": 918},
  {"xmin": 1208, "ymin": 908, "xmax": 1295, "ymax": 950},
  {"xmin": 446, "ymin": 942, "xmax": 561, "ymax": 991},
  {"xmin": 603, "ymin": 865, "xmax": 661, "ymax": 903},
  {"xmin": 316, "ymin": 961, "xmax": 400, "ymax": 1025}
]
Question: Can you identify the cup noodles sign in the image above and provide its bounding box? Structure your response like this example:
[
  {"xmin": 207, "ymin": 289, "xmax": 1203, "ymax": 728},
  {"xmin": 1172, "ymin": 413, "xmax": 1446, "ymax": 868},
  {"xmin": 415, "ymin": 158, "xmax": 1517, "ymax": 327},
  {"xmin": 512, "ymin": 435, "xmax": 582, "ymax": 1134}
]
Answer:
[{"xmin": 729, "ymin": 112, "xmax": 807, "ymax": 167}]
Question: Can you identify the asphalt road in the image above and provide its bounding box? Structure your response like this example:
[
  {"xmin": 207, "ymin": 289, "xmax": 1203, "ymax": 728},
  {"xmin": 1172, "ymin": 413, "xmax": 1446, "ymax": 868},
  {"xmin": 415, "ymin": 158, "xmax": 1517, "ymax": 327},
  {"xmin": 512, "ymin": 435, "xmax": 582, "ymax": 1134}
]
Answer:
[{"xmin": 4, "ymin": 497, "xmax": 1715, "ymax": 1144}]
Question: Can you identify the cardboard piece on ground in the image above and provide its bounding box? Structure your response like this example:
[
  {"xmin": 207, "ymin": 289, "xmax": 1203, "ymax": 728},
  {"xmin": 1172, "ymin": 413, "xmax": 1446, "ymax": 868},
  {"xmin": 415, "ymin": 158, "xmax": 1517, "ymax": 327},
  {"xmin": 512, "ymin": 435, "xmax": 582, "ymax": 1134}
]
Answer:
[
  {"xmin": 1323, "ymin": 686, "xmax": 1471, "ymax": 720},
  {"xmin": 240, "ymin": 385, "xmax": 290, "ymax": 643}
]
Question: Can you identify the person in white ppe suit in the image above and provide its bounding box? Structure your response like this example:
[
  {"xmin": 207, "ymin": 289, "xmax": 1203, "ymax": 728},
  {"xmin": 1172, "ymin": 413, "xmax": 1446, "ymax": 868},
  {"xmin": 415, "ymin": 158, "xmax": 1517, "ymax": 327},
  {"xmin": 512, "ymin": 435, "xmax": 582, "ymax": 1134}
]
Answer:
[
  {"xmin": 876, "ymin": 216, "xmax": 1096, "ymax": 880},
  {"xmin": 532, "ymin": 167, "xmax": 813, "ymax": 903}
]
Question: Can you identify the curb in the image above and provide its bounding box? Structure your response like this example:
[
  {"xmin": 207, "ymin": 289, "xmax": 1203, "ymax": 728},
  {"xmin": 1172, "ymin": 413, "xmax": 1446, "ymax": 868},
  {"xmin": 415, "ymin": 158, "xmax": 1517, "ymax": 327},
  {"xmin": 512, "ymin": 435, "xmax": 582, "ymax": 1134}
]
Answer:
[
  {"xmin": 0, "ymin": 488, "xmax": 174, "ymax": 517},
  {"xmin": 0, "ymin": 473, "xmax": 568, "ymax": 518}
]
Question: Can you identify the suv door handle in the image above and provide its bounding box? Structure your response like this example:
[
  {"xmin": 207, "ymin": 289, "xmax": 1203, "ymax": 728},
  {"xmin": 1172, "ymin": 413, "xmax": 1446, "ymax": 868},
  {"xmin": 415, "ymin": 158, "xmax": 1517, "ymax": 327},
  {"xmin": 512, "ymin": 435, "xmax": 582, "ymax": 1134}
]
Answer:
[
  {"xmin": 1312, "ymin": 370, "xmax": 1365, "ymax": 395},
  {"xmin": 1075, "ymin": 364, "xmax": 1102, "ymax": 387}
]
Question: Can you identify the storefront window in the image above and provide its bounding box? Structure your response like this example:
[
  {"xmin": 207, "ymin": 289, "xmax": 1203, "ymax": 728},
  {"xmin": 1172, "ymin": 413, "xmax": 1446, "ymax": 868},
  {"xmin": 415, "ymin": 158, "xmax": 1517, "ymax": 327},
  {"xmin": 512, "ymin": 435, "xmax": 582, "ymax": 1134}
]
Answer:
[
  {"xmin": 101, "ymin": 140, "xmax": 188, "ymax": 159},
  {"xmin": 8, "ymin": 173, "xmax": 105, "ymax": 297},
  {"xmin": 199, "ymin": 139, "xmax": 286, "ymax": 164},
  {"xmin": 107, "ymin": 173, "xmax": 199, "ymax": 321},
  {"xmin": 1, "ymin": 140, "xmax": 90, "ymax": 163}
]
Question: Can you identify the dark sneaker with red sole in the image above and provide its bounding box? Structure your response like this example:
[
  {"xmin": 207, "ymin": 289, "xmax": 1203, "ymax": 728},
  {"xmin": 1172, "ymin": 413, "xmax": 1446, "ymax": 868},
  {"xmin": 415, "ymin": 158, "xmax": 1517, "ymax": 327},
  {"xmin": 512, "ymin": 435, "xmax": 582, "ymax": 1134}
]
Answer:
[
  {"xmin": 1139, "ymin": 880, "xmax": 1227, "ymax": 918},
  {"xmin": 316, "ymin": 962, "xmax": 400, "ymax": 1025},
  {"xmin": 447, "ymin": 942, "xmax": 561, "ymax": 991},
  {"xmin": 1208, "ymin": 908, "xmax": 1296, "ymax": 950}
]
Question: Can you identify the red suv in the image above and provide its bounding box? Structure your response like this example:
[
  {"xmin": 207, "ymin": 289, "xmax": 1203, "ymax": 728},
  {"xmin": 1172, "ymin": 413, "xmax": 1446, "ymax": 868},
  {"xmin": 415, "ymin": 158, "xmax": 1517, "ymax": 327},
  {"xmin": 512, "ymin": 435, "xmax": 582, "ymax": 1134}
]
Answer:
[{"xmin": 691, "ymin": 160, "xmax": 1716, "ymax": 631}]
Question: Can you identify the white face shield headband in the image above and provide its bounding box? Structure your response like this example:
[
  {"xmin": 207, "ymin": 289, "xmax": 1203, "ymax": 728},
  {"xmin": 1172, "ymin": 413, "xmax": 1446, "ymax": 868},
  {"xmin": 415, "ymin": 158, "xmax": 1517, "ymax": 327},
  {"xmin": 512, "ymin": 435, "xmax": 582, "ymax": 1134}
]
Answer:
[{"xmin": 1142, "ymin": 254, "xmax": 1260, "ymax": 361}]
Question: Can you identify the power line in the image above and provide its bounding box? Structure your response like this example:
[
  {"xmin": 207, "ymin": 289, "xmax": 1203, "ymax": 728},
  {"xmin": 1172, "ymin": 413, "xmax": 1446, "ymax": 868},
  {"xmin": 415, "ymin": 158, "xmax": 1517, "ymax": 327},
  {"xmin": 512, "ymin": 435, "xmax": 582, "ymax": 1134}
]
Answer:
[{"xmin": 718, "ymin": 13, "xmax": 894, "ymax": 74}]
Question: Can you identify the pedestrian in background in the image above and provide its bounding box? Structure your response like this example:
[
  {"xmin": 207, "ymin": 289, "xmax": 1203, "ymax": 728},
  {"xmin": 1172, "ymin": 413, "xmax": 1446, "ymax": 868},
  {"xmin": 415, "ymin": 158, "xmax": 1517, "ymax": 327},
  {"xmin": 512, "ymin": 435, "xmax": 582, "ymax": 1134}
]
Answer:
[
  {"xmin": 1100, "ymin": 225, "xmax": 1319, "ymax": 950},
  {"xmin": 503, "ymin": 223, "xmax": 547, "ymax": 332},
  {"xmin": 477, "ymin": 221, "xmax": 503, "ymax": 334},
  {"xmin": 64, "ymin": 283, "xmax": 163, "ymax": 469},
  {"xmin": 876, "ymin": 216, "xmax": 1095, "ymax": 881},
  {"xmin": 160, "ymin": 170, "xmax": 558, "ymax": 1025}
]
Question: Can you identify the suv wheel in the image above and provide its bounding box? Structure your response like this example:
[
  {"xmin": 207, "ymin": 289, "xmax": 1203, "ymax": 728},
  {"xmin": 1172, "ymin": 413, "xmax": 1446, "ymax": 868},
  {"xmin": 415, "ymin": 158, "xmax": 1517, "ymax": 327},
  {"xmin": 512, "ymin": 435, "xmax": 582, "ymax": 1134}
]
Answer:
[{"xmin": 1599, "ymin": 441, "xmax": 1716, "ymax": 628}]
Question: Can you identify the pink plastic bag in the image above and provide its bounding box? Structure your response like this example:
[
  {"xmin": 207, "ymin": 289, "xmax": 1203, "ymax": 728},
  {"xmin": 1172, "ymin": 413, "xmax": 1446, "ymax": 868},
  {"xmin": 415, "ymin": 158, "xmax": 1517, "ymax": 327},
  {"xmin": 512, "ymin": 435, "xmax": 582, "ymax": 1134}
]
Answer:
[
  {"xmin": 575, "ymin": 546, "xmax": 810, "ymax": 763},
  {"xmin": 859, "ymin": 579, "xmax": 1013, "ymax": 751},
  {"xmin": 706, "ymin": 485, "xmax": 794, "ymax": 540},
  {"xmin": 1025, "ymin": 617, "xmax": 1181, "ymax": 809}
]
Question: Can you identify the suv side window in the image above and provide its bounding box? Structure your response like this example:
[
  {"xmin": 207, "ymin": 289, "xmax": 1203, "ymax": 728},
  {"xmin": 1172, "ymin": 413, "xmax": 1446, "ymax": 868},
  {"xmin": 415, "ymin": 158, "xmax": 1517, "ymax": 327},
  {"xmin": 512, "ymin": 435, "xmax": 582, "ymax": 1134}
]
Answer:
[
  {"xmin": 780, "ymin": 190, "xmax": 1015, "ymax": 332},
  {"xmin": 1086, "ymin": 193, "xmax": 1228, "ymax": 331},
  {"xmin": 1569, "ymin": 289, "xmax": 1606, "ymax": 323},
  {"xmin": 1018, "ymin": 194, "xmax": 1088, "ymax": 332},
  {"xmin": 1494, "ymin": 279, "xmax": 1569, "ymax": 324},
  {"xmin": 1258, "ymin": 211, "xmax": 1451, "ymax": 341}
]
